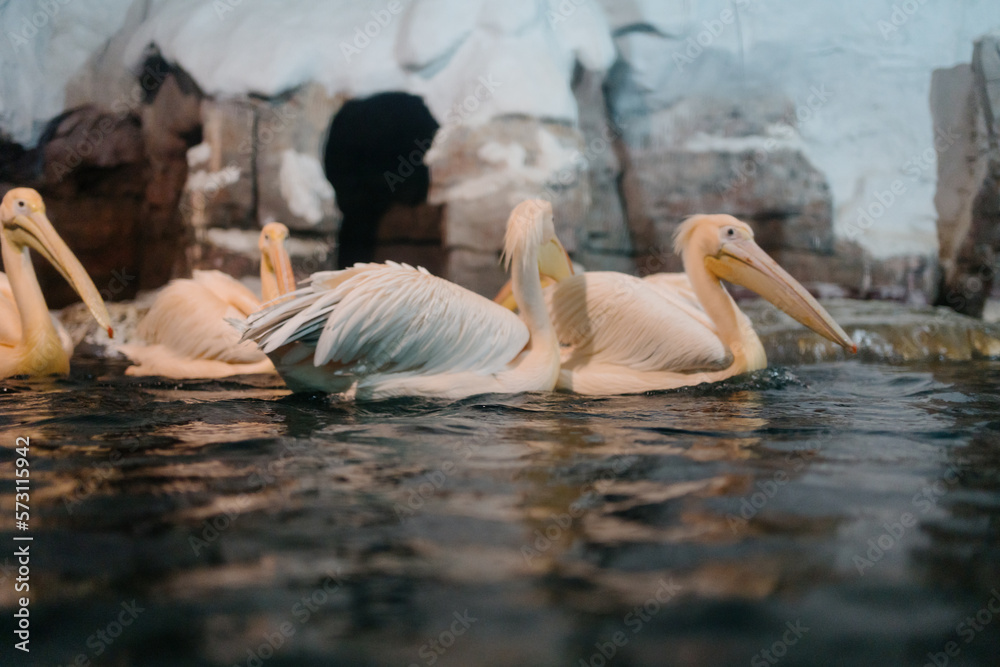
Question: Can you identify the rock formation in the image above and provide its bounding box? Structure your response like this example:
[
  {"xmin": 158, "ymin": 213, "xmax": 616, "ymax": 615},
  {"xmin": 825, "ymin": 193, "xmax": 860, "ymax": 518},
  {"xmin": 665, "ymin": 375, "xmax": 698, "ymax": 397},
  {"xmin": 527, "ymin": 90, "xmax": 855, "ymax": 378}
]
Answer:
[
  {"xmin": 0, "ymin": 1, "xmax": 998, "ymax": 313},
  {"xmin": 932, "ymin": 36, "xmax": 1000, "ymax": 317}
]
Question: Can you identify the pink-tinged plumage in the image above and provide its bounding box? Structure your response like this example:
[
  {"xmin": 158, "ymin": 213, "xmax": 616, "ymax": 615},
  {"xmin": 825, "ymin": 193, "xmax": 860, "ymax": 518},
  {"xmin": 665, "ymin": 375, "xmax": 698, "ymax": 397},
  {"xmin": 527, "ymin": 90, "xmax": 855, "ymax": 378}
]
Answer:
[
  {"xmin": 505, "ymin": 214, "xmax": 856, "ymax": 395},
  {"xmin": 120, "ymin": 223, "xmax": 295, "ymax": 379},
  {"xmin": 1, "ymin": 188, "xmax": 113, "ymax": 379}
]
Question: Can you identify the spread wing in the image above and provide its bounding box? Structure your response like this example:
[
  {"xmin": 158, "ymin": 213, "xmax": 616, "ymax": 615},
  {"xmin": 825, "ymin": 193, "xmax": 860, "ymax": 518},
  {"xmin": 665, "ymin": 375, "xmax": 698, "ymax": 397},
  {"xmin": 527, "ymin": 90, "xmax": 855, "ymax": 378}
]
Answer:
[
  {"xmin": 243, "ymin": 262, "xmax": 529, "ymax": 377},
  {"xmin": 133, "ymin": 271, "xmax": 265, "ymax": 364},
  {"xmin": 547, "ymin": 272, "xmax": 732, "ymax": 373}
]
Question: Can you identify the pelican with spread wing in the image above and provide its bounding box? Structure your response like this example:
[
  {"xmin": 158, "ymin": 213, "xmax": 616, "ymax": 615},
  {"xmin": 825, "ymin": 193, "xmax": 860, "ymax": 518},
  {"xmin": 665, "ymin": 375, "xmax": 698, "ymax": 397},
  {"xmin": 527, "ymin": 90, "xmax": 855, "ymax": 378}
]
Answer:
[
  {"xmin": 241, "ymin": 200, "xmax": 574, "ymax": 400},
  {"xmin": 497, "ymin": 214, "xmax": 855, "ymax": 395},
  {"xmin": 120, "ymin": 223, "xmax": 295, "ymax": 379},
  {"xmin": 1, "ymin": 188, "xmax": 113, "ymax": 379}
]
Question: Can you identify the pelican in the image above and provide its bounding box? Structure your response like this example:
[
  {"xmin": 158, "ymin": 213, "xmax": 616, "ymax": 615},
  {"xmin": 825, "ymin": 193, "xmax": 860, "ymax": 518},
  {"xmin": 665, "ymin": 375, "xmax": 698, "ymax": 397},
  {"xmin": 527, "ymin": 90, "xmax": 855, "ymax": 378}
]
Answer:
[
  {"xmin": 497, "ymin": 214, "xmax": 855, "ymax": 395},
  {"xmin": 241, "ymin": 199, "xmax": 574, "ymax": 400},
  {"xmin": 119, "ymin": 222, "xmax": 295, "ymax": 379},
  {"xmin": 1, "ymin": 188, "xmax": 113, "ymax": 379}
]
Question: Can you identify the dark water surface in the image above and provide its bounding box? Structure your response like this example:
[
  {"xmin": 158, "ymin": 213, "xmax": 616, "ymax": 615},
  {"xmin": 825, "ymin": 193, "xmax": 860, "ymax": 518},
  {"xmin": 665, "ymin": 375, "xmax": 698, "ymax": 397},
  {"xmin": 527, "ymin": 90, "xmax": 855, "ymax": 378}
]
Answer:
[{"xmin": 1, "ymin": 360, "xmax": 999, "ymax": 666}]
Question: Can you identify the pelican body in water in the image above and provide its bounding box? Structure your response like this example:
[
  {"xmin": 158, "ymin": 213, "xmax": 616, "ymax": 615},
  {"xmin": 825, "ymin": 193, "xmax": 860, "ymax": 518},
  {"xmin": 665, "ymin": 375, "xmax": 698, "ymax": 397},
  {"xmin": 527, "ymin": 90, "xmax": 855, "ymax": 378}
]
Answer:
[
  {"xmin": 120, "ymin": 223, "xmax": 295, "ymax": 379},
  {"xmin": 241, "ymin": 200, "xmax": 574, "ymax": 400},
  {"xmin": 497, "ymin": 214, "xmax": 855, "ymax": 395},
  {"xmin": 1, "ymin": 188, "xmax": 113, "ymax": 379}
]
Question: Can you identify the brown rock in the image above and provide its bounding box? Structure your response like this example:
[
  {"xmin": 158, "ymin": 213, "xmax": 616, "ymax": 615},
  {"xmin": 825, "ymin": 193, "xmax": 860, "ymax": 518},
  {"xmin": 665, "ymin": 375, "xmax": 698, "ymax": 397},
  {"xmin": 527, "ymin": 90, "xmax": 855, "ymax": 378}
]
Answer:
[
  {"xmin": 22, "ymin": 105, "xmax": 150, "ymax": 307},
  {"xmin": 931, "ymin": 36, "xmax": 1000, "ymax": 317},
  {"xmin": 572, "ymin": 68, "xmax": 635, "ymax": 273},
  {"xmin": 617, "ymin": 97, "xmax": 834, "ymax": 276},
  {"xmin": 141, "ymin": 71, "xmax": 203, "ymax": 288},
  {"xmin": 428, "ymin": 117, "xmax": 589, "ymax": 294}
]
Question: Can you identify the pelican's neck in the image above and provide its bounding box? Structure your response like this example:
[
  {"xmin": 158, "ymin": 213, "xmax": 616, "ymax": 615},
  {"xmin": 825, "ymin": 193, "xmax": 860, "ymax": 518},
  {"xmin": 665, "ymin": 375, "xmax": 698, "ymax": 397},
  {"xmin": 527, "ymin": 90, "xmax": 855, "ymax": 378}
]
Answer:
[
  {"xmin": 512, "ymin": 247, "xmax": 555, "ymax": 346},
  {"xmin": 261, "ymin": 266, "xmax": 278, "ymax": 303},
  {"xmin": 1, "ymin": 234, "xmax": 54, "ymax": 341},
  {"xmin": 684, "ymin": 247, "xmax": 746, "ymax": 369}
]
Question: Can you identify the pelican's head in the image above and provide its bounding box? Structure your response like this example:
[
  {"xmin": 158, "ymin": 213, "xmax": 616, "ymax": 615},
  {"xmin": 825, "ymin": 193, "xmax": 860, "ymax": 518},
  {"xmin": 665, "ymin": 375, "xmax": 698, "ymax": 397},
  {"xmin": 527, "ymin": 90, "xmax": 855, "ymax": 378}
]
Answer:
[
  {"xmin": 1, "ymin": 188, "xmax": 114, "ymax": 338},
  {"xmin": 258, "ymin": 222, "xmax": 295, "ymax": 302},
  {"xmin": 675, "ymin": 214, "xmax": 855, "ymax": 352},
  {"xmin": 496, "ymin": 200, "xmax": 573, "ymax": 308}
]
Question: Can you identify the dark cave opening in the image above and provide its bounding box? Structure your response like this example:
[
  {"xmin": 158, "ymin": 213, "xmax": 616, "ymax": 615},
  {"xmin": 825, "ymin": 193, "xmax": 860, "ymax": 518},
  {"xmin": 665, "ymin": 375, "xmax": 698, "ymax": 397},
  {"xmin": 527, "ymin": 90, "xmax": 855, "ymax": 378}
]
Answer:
[{"xmin": 323, "ymin": 92, "xmax": 440, "ymax": 269}]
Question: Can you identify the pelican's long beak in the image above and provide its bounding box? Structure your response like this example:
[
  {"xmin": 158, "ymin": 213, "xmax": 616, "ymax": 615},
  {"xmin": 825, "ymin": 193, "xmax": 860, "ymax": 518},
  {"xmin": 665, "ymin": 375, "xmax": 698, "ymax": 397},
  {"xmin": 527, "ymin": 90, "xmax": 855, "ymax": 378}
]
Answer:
[
  {"xmin": 493, "ymin": 280, "xmax": 517, "ymax": 310},
  {"xmin": 10, "ymin": 209, "xmax": 114, "ymax": 338},
  {"xmin": 494, "ymin": 238, "xmax": 574, "ymax": 311},
  {"xmin": 262, "ymin": 234, "xmax": 295, "ymax": 301},
  {"xmin": 537, "ymin": 238, "xmax": 575, "ymax": 283},
  {"xmin": 706, "ymin": 238, "xmax": 856, "ymax": 352},
  {"xmin": 258, "ymin": 222, "xmax": 296, "ymax": 305}
]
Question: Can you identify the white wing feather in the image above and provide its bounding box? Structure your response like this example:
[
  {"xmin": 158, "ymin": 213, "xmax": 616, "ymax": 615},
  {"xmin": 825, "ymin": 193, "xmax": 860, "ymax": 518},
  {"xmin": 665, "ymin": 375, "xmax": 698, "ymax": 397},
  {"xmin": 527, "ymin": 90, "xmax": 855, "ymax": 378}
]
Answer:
[{"xmin": 245, "ymin": 263, "xmax": 529, "ymax": 377}]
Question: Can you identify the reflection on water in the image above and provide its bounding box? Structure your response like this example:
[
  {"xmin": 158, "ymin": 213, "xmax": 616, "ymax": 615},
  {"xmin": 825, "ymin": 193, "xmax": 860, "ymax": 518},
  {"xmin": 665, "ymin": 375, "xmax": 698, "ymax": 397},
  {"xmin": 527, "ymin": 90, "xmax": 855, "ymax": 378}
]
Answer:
[{"xmin": 0, "ymin": 360, "xmax": 999, "ymax": 666}]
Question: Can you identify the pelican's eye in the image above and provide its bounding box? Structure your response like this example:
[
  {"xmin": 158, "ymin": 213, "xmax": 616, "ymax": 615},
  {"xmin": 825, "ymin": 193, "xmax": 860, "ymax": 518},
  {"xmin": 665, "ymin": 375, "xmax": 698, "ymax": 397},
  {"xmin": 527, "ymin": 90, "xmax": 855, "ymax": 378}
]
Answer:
[{"xmin": 726, "ymin": 228, "xmax": 735, "ymax": 237}]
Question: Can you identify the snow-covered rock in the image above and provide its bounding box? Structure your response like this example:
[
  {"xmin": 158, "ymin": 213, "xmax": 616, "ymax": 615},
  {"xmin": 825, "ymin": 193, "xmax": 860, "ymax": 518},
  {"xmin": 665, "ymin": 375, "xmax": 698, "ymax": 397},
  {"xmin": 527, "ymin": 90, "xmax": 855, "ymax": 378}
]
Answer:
[{"xmin": 1, "ymin": 0, "xmax": 999, "ymax": 305}]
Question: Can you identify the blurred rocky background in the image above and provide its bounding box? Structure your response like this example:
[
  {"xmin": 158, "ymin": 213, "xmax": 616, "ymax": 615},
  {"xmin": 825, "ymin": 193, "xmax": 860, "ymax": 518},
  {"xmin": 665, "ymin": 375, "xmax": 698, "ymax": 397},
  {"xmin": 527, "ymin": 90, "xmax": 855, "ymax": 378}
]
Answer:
[{"xmin": 0, "ymin": 0, "xmax": 998, "ymax": 319}]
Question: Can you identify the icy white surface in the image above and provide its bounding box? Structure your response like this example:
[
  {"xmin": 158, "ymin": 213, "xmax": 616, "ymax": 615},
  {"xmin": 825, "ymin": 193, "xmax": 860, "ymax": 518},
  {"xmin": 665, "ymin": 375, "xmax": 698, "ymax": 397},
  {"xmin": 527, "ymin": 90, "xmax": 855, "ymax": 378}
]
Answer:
[
  {"xmin": 186, "ymin": 142, "xmax": 212, "ymax": 168},
  {"xmin": 185, "ymin": 165, "xmax": 241, "ymax": 193},
  {"xmin": 681, "ymin": 126, "xmax": 803, "ymax": 154},
  {"xmin": 3, "ymin": 0, "xmax": 613, "ymax": 144},
  {"xmin": 278, "ymin": 149, "xmax": 335, "ymax": 226},
  {"xmin": 1, "ymin": 0, "xmax": 998, "ymax": 260},
  {"xmin": 0, "ymin": 0, "xmax": 134, "ymax": 144},
  {"xmin": 120, "ymin": 0, "xmax": 614, "ymax": 129},
  {"xmin": 205, "ymin": 227, "xmax": 328, "ymax": 258},
  {"xmin": 429, "ymin": 126, "xmax": 581, "ymax": 202}
]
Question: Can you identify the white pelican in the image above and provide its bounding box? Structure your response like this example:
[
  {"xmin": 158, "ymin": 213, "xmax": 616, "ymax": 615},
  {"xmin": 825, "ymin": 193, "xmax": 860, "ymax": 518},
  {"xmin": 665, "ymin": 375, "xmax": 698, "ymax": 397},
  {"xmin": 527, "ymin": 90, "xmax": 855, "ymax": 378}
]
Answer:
[
  {"xmin": 497, "ymin": 214, "xmax": 855, "ymax": 395},
  {"xmin": 120, "ymin": 222, "xmax": 295, "ymax": 379},
  {"xmin": 1, "ymin": 188, "xmax": 114, "ymax": 379},
  {"xmin": 0, "ymin": 273, "xmax": 75, "ymax": 359},
  {"xmin": 241, "ymin": 199, "xmax": 574, "ymax": 400}
]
